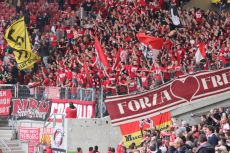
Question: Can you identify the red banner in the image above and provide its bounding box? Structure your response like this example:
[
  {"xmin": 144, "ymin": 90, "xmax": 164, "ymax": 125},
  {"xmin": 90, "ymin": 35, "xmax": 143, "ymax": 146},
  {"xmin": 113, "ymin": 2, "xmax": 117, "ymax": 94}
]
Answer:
[
  {"xmin": 105, "ymin": 68, "xmax": 230, "ymax": 125},
  {"xmin": 19, "ymin": 127, "xmax": 40, "ymax": 141},
  {"xmin": 51, "ymin": 99, "xmax": 95, "ymax": 121},
  {"xmin": 0, "ymin": 90, "xmax": 12, "ymax": 116},
  {"xmin": 19, "ymin": 127, "xmax": 40, "ymax": 153}
]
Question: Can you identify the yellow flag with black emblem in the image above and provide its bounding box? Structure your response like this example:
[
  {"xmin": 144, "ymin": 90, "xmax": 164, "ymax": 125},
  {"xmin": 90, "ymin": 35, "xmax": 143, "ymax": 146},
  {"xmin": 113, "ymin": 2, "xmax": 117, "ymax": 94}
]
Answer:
[{"xmin": 4, "ymin": 17, "xmax": 40, "ymax": 70}]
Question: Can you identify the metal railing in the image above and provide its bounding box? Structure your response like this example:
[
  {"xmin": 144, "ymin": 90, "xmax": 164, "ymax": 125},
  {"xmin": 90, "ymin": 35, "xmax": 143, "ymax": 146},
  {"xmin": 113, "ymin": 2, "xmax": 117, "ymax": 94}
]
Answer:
[
  {"xmin": 0, "ymin": 84, "xmax": 17, "ymax": 98},
  {"xmin": 16, "ymin": 85, "xmax": 96, "ymax": 101}
]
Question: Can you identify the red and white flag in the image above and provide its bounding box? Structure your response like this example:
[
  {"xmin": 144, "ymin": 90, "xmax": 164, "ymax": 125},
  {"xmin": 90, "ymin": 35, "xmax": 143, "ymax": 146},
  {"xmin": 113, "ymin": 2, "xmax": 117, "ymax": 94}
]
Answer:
[
  {"xmin": 195, "ymin": 43, "xmax": 206, "ymax": 64},
  {"xmin": 136, "ymin": 33, "xmax": 164, "ymax": 60},
  {"xmin": 94, "ymin": 37, "xmax": 111, "ymax": 70}
]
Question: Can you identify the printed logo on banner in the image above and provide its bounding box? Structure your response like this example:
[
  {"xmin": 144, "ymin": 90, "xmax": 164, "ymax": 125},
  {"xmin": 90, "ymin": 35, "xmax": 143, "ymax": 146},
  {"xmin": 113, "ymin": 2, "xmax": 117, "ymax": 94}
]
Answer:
[
  {"xmin": 52, "ymin": 126, "xmax": 66, "ymax": 153},
  {"xmin": 0, "ymin": 90, "xmax": 12, "ymax": 116},
  {"xmin": 40, "ymin": 128, "xmax": 54, "ymax": 145},
  {"xmin": 170, "ymin": 76, "xmax": 200, "ymax": 102},
  {"xmin": 12, "ymin": 98, "xmax": 51, "ymax": 121}
]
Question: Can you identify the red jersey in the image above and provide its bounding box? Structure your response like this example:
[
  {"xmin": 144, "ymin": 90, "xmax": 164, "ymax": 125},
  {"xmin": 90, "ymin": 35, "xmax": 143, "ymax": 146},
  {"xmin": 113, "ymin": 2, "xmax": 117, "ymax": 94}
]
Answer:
[{"xmin": 66, "ymin": 107, "xmax": 77, "ymax": 118}]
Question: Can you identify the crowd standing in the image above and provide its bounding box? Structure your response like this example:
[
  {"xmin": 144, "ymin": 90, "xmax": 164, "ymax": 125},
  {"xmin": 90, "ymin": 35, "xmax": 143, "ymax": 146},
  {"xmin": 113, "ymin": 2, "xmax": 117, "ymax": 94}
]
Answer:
[
  {"xmin": 0, "ymin": 0, "xmax": 229, "ymax": 96},
  {"xmin": 0, "ymin": 0, "xmax": 229, "ymax": 153},
  {"xmin": 72, "ymin": 107, "xmax": 230, "ymax": 153}
]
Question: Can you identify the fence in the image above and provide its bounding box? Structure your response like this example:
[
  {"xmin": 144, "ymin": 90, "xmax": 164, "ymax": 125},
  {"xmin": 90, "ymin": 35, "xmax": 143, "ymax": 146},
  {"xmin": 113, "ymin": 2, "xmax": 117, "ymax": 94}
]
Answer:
[
  {"xmin": 0, "ymin": 84, "xmax": 106, "ymax": 118},
  {"xmin": 15, "ymin": 85, "xmax": 97, "ymax": 102}
]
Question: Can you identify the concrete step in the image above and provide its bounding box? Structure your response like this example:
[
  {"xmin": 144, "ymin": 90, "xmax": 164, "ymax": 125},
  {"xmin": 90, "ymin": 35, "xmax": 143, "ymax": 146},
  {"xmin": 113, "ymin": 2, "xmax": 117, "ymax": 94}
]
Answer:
[
  {"xmin": 11, "ymin": 150, "xmax": 25, "ymax": 153},
  {"xmin": 0, "ymin": 139, "xmax": 25, "ymax": 153},
  {"xmin": 0, "ymin": 130, "xmax": 15, "ymax": 140},
  {"xmin": 0, "ymin": 135, "xmax": 12, "ymax": 140},
  {"xmin": 10, "ymin": 146, "xmax": 22, "ymax": 150}
]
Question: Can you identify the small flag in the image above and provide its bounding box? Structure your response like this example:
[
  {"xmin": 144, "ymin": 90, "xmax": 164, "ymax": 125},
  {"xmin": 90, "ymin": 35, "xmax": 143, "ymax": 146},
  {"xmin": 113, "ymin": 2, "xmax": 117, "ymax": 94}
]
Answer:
[
  {"xmin": 94, "ymin": 37, "xmax": 111, "ymax": 71},
  {"xmin": 112, "ymin": 48, "xmax": 122, "ymax": 70},
  {"xmin": 136, "ymin": 33, "xmax": 164, "ymax": 60},
  {"xmin": 170, "ymin": 5, "xmax": 180, "ymax": 26},
  {"xmin": 195, "ymin": 43, "xmax": 206, "ymax": 64}
]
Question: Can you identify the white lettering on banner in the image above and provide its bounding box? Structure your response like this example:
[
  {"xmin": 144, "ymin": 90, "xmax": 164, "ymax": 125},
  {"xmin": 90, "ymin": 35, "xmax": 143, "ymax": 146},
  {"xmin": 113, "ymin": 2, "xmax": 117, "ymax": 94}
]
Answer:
[
  {"xmin": 118, "ymin": 102, "xmax": 127, "ymax": 114},
  {"xmin": 19, "ymin": 128, "xmax": 40, "ymax": 142},
  {"xmin": 0, "ymin": 91, "xmax": 6, "ymax": 97},
  {"xmin": 117, "ymin": 90, "xmax": 172, "ymax": 114},
  {"xmin": 201, "ymin": 73, "xmax": 230, "ymax": 90},
  {"xmin": 50, "ymin": 103, "xmax": 93, "ymax": 119},
  {"xmin": 87, "ymin": 106, "xmax": 92, "ymax": 118},
  {"xmin": 139, "ymin": 97, "xmax": 150, "ymax": 109},
  {"xmin": 201, "ymin": 77, "xmax": 210, "ymax": 90},
  {"xmin": 161, "ymin": 90, "xmax": 171, "ymax": 103},
  {"xmin": 128, "ymin": 100, "xmax": 140, "ymax": 111},
  {"xmin": 0, "ymin": 98, "xmax": 10, "ymax": 105}
]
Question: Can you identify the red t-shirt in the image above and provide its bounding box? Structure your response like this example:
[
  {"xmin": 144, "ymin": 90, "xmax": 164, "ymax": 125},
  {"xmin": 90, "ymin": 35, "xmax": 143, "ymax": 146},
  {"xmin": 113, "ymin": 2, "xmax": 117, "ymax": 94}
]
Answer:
[
  {"xmin": 129, "ymin": 79, "xmax": 137, "ymax": 93},
  {"xmin": 50, "ymin": 35, "xmax": 57, "ymax": 47},
  {"xmin": 141, "ymin": 76, "xmax": 148, "ymax": 88},
  {"xmin": 43, "ymin": 78, "xmax": 50, "ymax": 86},
  {"xmin": 129, "ymin": 65, "xmax": 138, "ymax": 78},
  {"xmin": 66, "ymin": 107, "xmax": 77, "ymax": 118},
  {"xmin": 58, "ymin": 72, "xmax": 66, "ymax": 83}
]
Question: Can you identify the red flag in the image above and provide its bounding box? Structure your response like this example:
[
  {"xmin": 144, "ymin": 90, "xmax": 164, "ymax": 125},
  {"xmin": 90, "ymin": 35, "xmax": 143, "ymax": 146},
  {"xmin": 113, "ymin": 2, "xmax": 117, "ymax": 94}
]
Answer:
[
  {"xmin": 136, "ymin": 33, "xmax": 164, "ymax": 60},
  {"xmin": 136, "ymin": 33, "xmax": 164, "ymax": 50},
  {"xmin": 113, "ymin": 48, "xmax": 122, "ymax": 70},
  {"xmin": 83, "ymin": 57, "xmax": 89, "ymax": 74},
  {"xmin": 94, "ymin": 37, "xmax": 110, "ymax": 69}
]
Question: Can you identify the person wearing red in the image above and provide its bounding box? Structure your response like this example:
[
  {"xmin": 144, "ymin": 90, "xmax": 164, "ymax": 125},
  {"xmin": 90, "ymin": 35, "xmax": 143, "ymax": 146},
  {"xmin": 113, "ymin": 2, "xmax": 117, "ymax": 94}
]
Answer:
[
  {"xmin": 58, "ymin": 68, "xmax": 67, "ymax": 86},
  {"xmin": 117, "ymin": 142, "xmax": 125, "ymax": 153},
  {"xmin": 65, "ymin": 102, "xmax": 77, "ymax": 118},
  {"xmin": 44, "ymin": 145, "xmax": 52, "ymax": 153}
]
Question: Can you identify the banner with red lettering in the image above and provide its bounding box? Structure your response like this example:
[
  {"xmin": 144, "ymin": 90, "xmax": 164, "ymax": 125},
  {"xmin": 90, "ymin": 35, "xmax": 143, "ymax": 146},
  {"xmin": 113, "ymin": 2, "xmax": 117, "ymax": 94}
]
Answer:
[
  {"xmin": 12, "ymin": 98, "xmax": 51, "ymax": 121},
  {"xmin": 120, "ymin": 112, "xmax": 171, "ymax": 148},
  {"xmin": 0, "ymin": 90, "xmax": 12, "ymax": 116},
  {"xmin": 19, "ymin": 127, "xmax": 40, "ymax": 153},
  {"xmin": 105, "ymin": 68, "xmax": 230, "ymax": 126},
  {"xmin": 50, "ymin": 99, "xmax": 95, "ymax": 121},
  {"xmin": 19, "ymin": 127, "xmax": 40, "ymax": 141}
]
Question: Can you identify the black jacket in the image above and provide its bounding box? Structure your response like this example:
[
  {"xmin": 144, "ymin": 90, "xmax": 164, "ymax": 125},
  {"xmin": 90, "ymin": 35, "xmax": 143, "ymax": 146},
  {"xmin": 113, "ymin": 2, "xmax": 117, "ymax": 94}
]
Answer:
[
  {"xmin": 197, "ymin": 142, "xmax": 215, "ymax": 153},
  {"xmin": 38, "ymin": 42, "xmax": 50, "ymax": 57}
]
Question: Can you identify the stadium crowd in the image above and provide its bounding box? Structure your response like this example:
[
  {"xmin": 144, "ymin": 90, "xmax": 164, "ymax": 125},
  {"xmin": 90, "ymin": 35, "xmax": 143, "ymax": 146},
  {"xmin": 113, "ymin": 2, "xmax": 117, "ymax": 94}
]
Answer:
[
  {"xmin": 113, "ymin": 107, "xmax": 230, "ymax": 153},
  {"xmin": 0, "ymin": 0, "xmax": 229, "ymax": 97}
]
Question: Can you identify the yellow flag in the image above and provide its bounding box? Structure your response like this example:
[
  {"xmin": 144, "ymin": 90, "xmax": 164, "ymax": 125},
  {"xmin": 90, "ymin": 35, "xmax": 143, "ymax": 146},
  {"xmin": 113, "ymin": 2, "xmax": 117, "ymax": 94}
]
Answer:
[{"xmin": 4, "ymin": 17, "xmax": 40, "ymax": 70}]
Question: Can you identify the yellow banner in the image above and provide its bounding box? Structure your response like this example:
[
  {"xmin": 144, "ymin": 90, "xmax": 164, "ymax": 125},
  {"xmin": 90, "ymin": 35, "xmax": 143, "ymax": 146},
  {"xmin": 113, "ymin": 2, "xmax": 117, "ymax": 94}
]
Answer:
[
  {"xmin": 122, "ymin": 131, "xmax": 143, "ymax": 148},
  {"xmin": 4, "ymin": 17, "xmax": 40, "ymax": 70}
]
